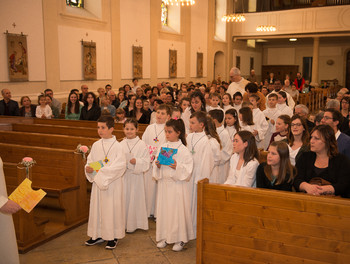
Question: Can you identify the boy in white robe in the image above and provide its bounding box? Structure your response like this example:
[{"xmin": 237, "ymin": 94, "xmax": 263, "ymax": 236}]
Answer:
[
  {"xmin": 209, "ymin": 110, "xmax": 233, "ymax": 184},
  {"xmin": 233, "ymin": 92, "xmax": 243, "ymax": 112},
  {"xmin": 142, "ymin": 104, "xmax": 171, "ymax": 217},
  {"xmin": 249, "ymin": 94, "xmax": 268, "ymax": 149},
  {"xmin": 120, "ymin": 119, "xmax": 150, "ymax": 233},
  {"xmin": 263, "ymin": 93, "xmax": 282, "ymax": 150},
  {"xmin": 186, "ymin": 112, "xmax": 214, "ymax": 238},
  {"xmin": 85, "ymin": 116, "xmax": 126, "ymax": 250}
]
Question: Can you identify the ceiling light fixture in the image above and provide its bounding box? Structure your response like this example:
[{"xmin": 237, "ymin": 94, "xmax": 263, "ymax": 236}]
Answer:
[
  {"xmin": 222, "ymin": 0, "xmax": 245, "ymax": 23},
  {"xmin": 289, "ymin": 38, "xmax": 297, "ymax": 41},
  {"xmin": 256, "ymin": 25, "xmax": 277, "ymax": 32},
  {"xmin": 162, "ymin": 0, "xmax": 195, "ymax": 6}
]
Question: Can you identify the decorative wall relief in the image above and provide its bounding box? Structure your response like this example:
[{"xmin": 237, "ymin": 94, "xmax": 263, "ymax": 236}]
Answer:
[
  {"xmin": 7, "ymin": 33, "xmax": 29, "ymax": 82},
  {"xmin": 197, "ymin": 52, "xmax": 203, "ymax": 78},
  {"xmin": 169, "ymin": 49, "xmax": 177, "ymax": 78},
  {"xmin": 132, "ymin": 46, "xmax": 143, "ymax": 79},
  {"xmin": 82, "ymin": 41, "xmax": 96, "ymax": 80}
]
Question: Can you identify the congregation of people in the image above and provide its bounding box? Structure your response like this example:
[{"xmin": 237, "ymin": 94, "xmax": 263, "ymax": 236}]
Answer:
[{"xmin": 1, "ymin": 67, "xmax": 350, "ymax": 253}]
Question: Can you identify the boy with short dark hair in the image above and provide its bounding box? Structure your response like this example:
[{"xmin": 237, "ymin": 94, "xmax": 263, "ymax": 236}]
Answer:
[{"xmin": 85, "ymin": 116, "xmax": 126, "ymax": 249}]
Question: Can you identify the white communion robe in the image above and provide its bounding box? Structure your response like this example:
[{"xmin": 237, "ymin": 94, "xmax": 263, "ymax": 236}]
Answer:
[
  {"xmin": 0, "ymin": 158, "xmax": 20, "ymax": 264},
  {"xmin": 277, "ymin": 103, "xmax": 293, "ymax": 117},
  {"xmin": 208, "ymin": 137, "xmax": 221, "ymax": 183},
  {"xmin": 153, "ymin": 140, "xmax": 195, "ymax": 244},
  {"xmin": 224, "ymin": 153, "xmax": 259, "ymax": 187},
  {"xmin": 120, "ymin": 137, "xmax": 150, "ymax": 232},
  {"xmin": 252, "ymin": 108, "xmax": 269, "ymax": 149},
  {"xmin": 226, "ymin": 125, "xmax": 238, "ymax": 141},
  {"xmin": 262, "ymin": 107, "xmax": 282, "ymax": 150},
  {"xmin": 142, "ymin": 123, "xmax": 166, "ymax": 217},
  {"xmin": 216, "ymin": 126, "xmax": 233, "ymax": 184},
  {"xmin": 186, "ymin": 131, "xmax": 214, "ymax": 238},
  {"xmin": 226, "ymin": 78, "xmax": 249, "ymax": 98},
  {"xmin": 223, "ymin": 105, "xmax": 234, "ymax": 112},
  {"xmin": 85, "ymin": 136, "xmax": 126, "ymax": 241},
  {"xmin": 181, "ymin": 107, "xmax": 193, "ymax": 135}
]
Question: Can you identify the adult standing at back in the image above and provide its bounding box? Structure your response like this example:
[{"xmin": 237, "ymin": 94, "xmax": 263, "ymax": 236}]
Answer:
[
  {"xmin": 0, "ymin": 89, "xmax": 19, "ymax": 116},
  {"xmin": 294, "ymin": 72, "xmax": 305, "ymax": 92},
  {"xmin": 79, "ymin": 84, "xmax": 89, "ymax": 102},
  {"xmin": 226, "ymin": 67, "xmax": 249, "ymax": 98}
]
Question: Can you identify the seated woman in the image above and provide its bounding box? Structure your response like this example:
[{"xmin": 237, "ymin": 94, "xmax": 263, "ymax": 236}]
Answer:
[
  {"xmin": 129, "ymin": 97, "xmax": 150, "ymax": 124},
  {"xmin": 288, "ymin": 115, "xmax": 310, "ymax": 165},
  {"xmin": 256, "ymin": 141, "xmax": 295, "ymax": 191},
  {"xmin": 294, "ymin": 125, "xmax": 350, "ymax": 198},
  {"xmin": 269, "ymin": 115, "xmax": 291, "ymax": 146},
  {"xmin": 123, "ymin": 94, "xmax": 137, "ymax": 117},
  {"xmin": 19, "ymin": 96, "xmax": 36, "ymax": 117},
  {"xmin": 224, "ymin": 131, "xmax": 259, "ymax": 187},
  {"xmin": 80, "ymin": 92, "xmax": 101, "ymax": 121},
  {"xmin": 65, "ymin": 91, "xmax": 82, "ymax": 120}
]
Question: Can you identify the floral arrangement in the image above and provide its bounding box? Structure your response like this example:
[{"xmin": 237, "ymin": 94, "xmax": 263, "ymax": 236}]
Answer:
[
  {"xmin": 18, "ymin": 157, "xmax": 36, "ymax": 179},
  {"xmin": 75, "ymin": 144, "xmax": 91, "ymax": 160},
  {"xmin": 19, "ymin": 157, "xmax": 36, "ymax": 167}
]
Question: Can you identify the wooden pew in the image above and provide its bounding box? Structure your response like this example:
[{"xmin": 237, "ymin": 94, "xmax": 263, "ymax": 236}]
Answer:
[
  {"xmin": 33, "ymin": 117, "xmax": 148, "ymax": 131},
  {"xmin": 0, "ymin": 130, "xmax": 96, "ymax": 150},
  {"xmin": 1, "ymin": 143, "xmax": 88, "ymax": 252},
  {"xmin": 10, "ymin": 123, "xmax": 137, "ymax": 140},
  {"xmin": 197, "ymin": 179, "xmax": 350, "ymax": 264}
]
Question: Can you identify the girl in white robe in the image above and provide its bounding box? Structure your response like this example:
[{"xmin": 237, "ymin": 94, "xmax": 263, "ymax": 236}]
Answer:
[
  {"xmin": 222, "ymin": 93, "xmax": 234, "ymax": 113},
  {"xmin": 225, "ymin": 131, "xmax": 259, "ymax": 187},
  {"xmin": 85, "ymin": 124, "xmax": 126, "ymax": 248},
  {"xmin": 277, "ymin": 91, "xmax": 293, "ymax": 117},
  {"xmin": 181, "ymin": 91, "xmax": 207, "ymax": 134},
  {"xmin": 186, "ymin": 111, "xmax": 215, "ymax": 238},
  {"xmin": 142, "ymin": 105, "xmax": 171, "ymax": 217},
  {"xmin": 225, "ymin": 108, "xmax": 240, "ymax": 141},
  {"xmin": 263, "ymin": 94, "xmax": 282, "ymax": 150},
  {"xmin": 120, "ymin": 119, "xmax": 150, "ymax": 233},
  {"xmin": 154, "ymin": 119, "xmax": 195, "ymax": 251}
]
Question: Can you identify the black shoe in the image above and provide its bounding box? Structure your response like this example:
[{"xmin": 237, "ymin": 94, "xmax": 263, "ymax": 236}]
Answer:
[
  {"xmin": 106, "ymin": 240, "xmax": 118, "ymax": 249},
  {"xmin": 85, "ymin": 237, "xmax": 104, "ymax": 246}
]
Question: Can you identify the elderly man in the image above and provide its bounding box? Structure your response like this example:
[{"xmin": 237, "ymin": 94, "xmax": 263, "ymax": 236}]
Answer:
[
  {"xmin": 0, "ymin": 89, "xmax": 19, "ymax": 116},
  {"xmin": 79, "ymin": 84, "xmax": 89, "ymax": 102},
  {"xmin": 294, "ymin": 104, "xmax": 315, "ymax": 133},
  {"xmin": 226, "ymin": 67, "xmax": 249, "ymax": 98},
  {"xmin": 44, "ymin": 89, "xmax": 61, "ymax": 112},
  {"xmin": 247, "ymin": 69, "xmax": 257, "ymax": 83},
  {"xmin": 108, "ymin": 90, "xmax": 119, "ymax": 109}
]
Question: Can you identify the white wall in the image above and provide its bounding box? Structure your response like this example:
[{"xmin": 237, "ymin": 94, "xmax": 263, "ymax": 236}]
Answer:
[
  {"xmin": 0, "ymin": 0, "xmax": 46, "ymax": 82},
  {"xmin": 190, "ymin": 0, "xmax": 208, "ymax": 78},
  {"xmin": 58, "ymin": 25, "xmax": 112, "ymax": 81},
  {"xmin": 157, "ymin": 39, "xmax": 186, "ymax": 78},
  {"xmin": 232, "ymin": 47, "xmax": 262, "ymax": 77},
  {"xmin": 267, "ymin": 48, "xmax": 295, "ymax": 65},
  {"xmin": 120, "ymin": 0, "xmax": 151, "ymax": 80}
]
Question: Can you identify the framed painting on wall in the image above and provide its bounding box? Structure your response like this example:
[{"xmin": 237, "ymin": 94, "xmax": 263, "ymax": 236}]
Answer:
[
  {"xmin": 169, "ymin": 49, "xmax": 177, "ymax": 78},
  {"xmin": 82, "ymin": 41, "xmax": 96, "ymax": 80},
  {"xmin": 133, "ymin": 46, "xmax": 143, "ymax": 79},
  {"xmin": 197, "ymin": 52, "xmax": 203, "ymax": 78},
  {"xmin": 7, "ymin": 33, "xmax": 29, "ymax": 82}
]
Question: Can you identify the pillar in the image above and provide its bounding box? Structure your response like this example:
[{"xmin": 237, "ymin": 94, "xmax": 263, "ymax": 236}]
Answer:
[{"xmin": 311, "ymin": 37, "xmax": 320, "ymax": 84}]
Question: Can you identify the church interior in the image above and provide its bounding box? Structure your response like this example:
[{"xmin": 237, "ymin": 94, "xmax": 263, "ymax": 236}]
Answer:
[{"xmin": 1, "ymin": 0, "xmax": 350, "ymax": 263}]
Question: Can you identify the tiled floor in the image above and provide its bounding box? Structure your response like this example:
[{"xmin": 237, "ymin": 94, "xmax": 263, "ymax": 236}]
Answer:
[{"xmin": 19, "ymin": 220, "xmax": 196, "ymax": 264}]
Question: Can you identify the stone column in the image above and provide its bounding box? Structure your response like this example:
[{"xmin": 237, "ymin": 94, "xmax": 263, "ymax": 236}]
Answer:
[{"xmin": 311, "ymin": 37, "xmax": 320, "ymax": 84}]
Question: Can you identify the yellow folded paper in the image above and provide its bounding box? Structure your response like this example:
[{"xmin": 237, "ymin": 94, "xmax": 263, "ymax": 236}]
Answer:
[
  {"xmin": 89, "ymin": 160, "xmax": 104, "ymax": 172},
  {"xmin": 9, "ymin": 178, "xmax": 46, "ymax": 213}
]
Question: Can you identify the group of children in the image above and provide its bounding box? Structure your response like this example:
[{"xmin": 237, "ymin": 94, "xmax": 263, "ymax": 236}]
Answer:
[{"xmin": 83, "ymin": 87, "xmax": 299, "ymax": 252}]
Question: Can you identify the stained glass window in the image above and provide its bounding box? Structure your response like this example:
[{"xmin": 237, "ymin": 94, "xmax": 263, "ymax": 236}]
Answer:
[
  {"xmin": 66, "ymin": 0, "xmax": 84, "ymax": 8},
  {"xmin": 161, "ymin": 2, "xmax": 168, "ymax": 26}
]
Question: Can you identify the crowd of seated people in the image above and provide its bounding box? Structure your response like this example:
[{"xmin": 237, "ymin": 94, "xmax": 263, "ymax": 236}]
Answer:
[{"xmin": 1, "ymin": 69, "xmax": 350, "ymax": 197}]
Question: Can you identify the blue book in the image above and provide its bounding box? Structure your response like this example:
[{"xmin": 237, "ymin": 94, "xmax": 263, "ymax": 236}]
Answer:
[{"xmin": 157, "ymin": 147, "xmax": 178, "ymax": 166}]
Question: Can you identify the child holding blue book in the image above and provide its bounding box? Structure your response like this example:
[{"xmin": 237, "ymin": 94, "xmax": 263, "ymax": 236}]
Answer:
[{"xmin": 153, "ymin": 119, "xmax": 195, "ymax": 251}]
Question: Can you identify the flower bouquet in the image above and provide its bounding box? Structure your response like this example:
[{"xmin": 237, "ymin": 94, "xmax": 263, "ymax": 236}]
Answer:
[
  {"xmin": 75, "ymin": 144, "xmax": 91, "ymax": 160},
  {"xmin": 17, "ymin": 157, "xmax": 36, "ymax": 180}
]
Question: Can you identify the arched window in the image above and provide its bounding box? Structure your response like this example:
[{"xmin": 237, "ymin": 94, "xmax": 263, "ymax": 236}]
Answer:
[
  {"xmin": 161, "ymin": 2, "xmax": 168, "ymax": 26},
  {"xmin": 66, "ymin": 0, "xmax": 84, "ymax": 8}
]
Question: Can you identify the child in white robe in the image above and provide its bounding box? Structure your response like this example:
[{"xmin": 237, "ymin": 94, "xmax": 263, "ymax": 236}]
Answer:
[
  {"xmin": 263, "ymin": 93, "xmax": 282, "ymax": 150},
  {"xmin": 154, "ymin": 119, "xmax": 195, "ymax": 252},
  {"xmin": 207, "ymin": 93, "xmax": 224, "ymax": 113},
  {"xmin": 207, "ymin": 118, "xmax": 221, "ymax": 184},
  {"xmin": 36, "ymin": 94, "xmax": 52, "ymax": 119},
  {"xmin": 182, "ymin": 91, "xmax": 207, "ymax": 134},
  {"xmin": 239, "ymin": 107, "xmax": 259, "ymax": 141},
  {"xmin": 120, "ymin": 119, "xmax": 150, "ymax": 233},
  {"xmin": 209, "ymin": 109, "xmax": 233, "ymax": 184},
  {"xmin": 249, "ymin": 94, "xmax": 268, "ymax": 149},
  {"xmin": 85, "ymin": 116, "xmax": 126, "ymax": 250},
  {"xmin": 186, "ymin": 111, "xmax": 214, "ymax": 238},
  {"xmin": 233, "ymin": 92, "xmax": 243, "ymax": 112},
  {"xmin": 142, "ymin": 104, "xmax": 171, "ymax": 217},
  {"xmin": 225, "ymin": 131, "xmax": 259, "ymax": 187},
  {"xmin": 277, "ymin": 91, "xmax": 293, "ymax": 117},
  {"xmin": 222, "ymin": 93, "xmax": 234, "ymax": 112},
  {"xmin": 225, "ymin": 108, "xmax": 240, "ymax": 141}
]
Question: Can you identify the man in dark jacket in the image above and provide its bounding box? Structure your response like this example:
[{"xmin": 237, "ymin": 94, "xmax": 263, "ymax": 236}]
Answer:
[{"xmin": 0, "ymin": 89, "xmax": 19, "ymax": 116}]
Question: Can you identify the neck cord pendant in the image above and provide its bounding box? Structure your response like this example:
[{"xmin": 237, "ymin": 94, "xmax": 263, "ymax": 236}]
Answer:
[
  {"xmin": 154, "ymin": 125, "xmax": 164, "ymax": 143},
  {"xmin": 102, "ymin": 139, "xmax": 117, "ymax": 164},
  {"xmin": 191, "ymin": 134, "xmax": 206, "ymax": 155}
]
